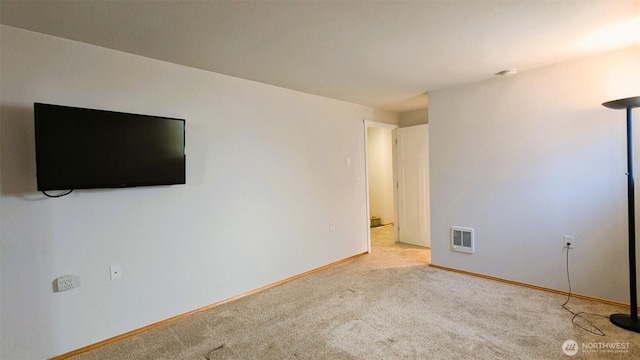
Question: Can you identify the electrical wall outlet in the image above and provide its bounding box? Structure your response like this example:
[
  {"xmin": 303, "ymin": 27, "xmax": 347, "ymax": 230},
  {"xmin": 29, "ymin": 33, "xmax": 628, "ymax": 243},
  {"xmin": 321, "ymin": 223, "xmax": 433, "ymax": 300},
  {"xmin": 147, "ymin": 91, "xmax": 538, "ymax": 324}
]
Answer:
[
  {"xmin": 110, "ymin": 264, "xmax": 122, "ymax": 281},
  {"xmin": 563, "ymin": 235, "xmax": 575, "ymax": 249},
  {"xmin": 54, "ymin": 275, "xmax": 80, "ymax": 292}
]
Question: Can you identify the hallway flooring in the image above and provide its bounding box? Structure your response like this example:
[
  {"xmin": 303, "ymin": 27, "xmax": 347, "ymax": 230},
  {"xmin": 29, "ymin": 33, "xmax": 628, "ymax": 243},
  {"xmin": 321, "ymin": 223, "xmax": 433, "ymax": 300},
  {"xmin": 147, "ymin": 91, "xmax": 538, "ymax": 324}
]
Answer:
[{"xmin": 369, "ymin": 224, "xmax": 431, "ymax": 265}]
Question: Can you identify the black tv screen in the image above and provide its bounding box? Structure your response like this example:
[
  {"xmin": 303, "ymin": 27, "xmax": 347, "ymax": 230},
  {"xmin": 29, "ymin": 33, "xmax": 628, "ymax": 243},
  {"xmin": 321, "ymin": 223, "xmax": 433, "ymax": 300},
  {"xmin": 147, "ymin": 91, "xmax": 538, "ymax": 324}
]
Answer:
[{"xmin": 34, "ymin": 103, "xmax": 186, "ymax": 191}]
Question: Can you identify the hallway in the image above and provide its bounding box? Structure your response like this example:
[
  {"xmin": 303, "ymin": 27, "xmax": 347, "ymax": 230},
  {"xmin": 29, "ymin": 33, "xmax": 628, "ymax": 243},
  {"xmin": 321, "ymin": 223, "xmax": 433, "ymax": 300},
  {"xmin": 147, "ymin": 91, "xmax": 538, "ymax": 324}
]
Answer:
[{"xmin": 369, "ymin": 224, "xmax": 431, "ymax": 265}]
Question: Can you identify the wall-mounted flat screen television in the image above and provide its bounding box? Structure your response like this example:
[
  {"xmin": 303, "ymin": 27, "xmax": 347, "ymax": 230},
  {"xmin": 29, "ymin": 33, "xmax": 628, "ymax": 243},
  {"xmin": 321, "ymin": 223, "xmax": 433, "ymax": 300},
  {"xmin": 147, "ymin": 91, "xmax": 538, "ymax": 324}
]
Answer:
[{"xmin": 34, "ymin": 103, "xmax": 186, "ymax": 191}]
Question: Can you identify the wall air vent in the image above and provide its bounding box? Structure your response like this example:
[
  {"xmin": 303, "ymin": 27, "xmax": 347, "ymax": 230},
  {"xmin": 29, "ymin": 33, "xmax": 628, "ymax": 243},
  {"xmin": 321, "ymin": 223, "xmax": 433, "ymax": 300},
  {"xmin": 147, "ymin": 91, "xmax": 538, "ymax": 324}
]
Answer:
[{"xmin": 451, "ymin": 227, "xmax": 474, "ymax": 254}]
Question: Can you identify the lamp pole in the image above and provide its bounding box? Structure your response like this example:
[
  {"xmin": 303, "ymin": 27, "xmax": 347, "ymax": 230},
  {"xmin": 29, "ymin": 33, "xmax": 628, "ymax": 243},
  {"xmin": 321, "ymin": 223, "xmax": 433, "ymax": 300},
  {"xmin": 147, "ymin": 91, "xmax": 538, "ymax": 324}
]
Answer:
[{"xmin": 603, "ymin": 95, "xmax": 640, "ymax": 333}]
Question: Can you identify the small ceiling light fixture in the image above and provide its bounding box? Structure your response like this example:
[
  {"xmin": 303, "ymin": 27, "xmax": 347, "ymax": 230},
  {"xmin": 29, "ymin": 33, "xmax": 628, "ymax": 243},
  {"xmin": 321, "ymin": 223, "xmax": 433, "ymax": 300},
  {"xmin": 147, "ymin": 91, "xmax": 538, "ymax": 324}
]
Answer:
[{"xmin": 495, "ymin": 69, "xmax": 517, "ymax": 76}]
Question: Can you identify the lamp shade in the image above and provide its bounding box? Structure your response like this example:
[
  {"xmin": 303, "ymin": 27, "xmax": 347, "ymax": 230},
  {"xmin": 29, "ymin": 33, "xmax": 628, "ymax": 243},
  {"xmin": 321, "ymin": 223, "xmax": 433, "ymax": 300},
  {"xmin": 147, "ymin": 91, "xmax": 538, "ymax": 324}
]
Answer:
[{"xmin": 602, "ymin": 96, "xmax": 640, "ymax": 110}]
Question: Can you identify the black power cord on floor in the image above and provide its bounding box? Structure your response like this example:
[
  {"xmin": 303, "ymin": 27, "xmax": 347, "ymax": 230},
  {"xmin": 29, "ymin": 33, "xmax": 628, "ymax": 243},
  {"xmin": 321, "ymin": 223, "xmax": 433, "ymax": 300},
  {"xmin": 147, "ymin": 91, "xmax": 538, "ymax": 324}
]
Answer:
[{"xmin": 562, "ymin": 245, "xmax": 606, "ymax": 336}]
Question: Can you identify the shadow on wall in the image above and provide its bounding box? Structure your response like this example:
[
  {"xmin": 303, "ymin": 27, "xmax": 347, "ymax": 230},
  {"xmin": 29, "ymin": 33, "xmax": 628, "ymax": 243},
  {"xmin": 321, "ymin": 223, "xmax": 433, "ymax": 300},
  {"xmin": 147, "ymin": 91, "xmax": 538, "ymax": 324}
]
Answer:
[{"xmin": 0, "ymin": 105, "xmax": 42, "ymax": 197}]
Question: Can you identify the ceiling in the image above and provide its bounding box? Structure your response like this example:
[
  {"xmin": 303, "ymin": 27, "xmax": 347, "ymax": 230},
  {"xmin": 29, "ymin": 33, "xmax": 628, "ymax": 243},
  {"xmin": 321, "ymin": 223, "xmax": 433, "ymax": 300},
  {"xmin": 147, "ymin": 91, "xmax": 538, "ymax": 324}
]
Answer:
[{"xmin": 1, "ymin": 1, "xmax": 639, "ymax": 112}]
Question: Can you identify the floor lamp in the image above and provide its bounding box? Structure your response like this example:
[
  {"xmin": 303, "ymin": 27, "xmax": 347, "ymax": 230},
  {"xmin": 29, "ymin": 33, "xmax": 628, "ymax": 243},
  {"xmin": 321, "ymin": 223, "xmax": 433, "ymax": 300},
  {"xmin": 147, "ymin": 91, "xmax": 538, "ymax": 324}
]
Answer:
[{"xmin": 603, "ymin": 95, "xmax": 640, "ymax": 333}]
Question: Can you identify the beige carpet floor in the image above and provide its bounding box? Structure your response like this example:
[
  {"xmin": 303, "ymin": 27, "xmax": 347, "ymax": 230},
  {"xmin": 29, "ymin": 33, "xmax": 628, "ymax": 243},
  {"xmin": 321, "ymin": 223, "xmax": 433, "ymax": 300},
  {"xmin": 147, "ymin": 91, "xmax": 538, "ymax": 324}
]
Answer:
[{"xmin": 71, "ymin": 225, "xmax": 640, "ymax": 359}]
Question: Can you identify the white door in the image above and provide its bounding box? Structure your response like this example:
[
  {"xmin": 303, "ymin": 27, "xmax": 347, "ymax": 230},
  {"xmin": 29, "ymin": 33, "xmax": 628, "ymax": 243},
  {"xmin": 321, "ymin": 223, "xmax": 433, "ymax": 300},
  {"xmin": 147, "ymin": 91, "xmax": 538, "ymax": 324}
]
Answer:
[{"xmin": 396, "ymin": 124, "xmax": 430, "ymax": 247}]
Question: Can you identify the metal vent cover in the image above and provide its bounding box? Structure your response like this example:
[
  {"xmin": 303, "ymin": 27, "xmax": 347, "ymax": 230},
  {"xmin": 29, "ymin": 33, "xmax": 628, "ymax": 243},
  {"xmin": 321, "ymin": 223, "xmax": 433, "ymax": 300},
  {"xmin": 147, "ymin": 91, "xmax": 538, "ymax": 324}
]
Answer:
[{"xmin": 451, "ymin": 227, "xmax": 474, "ymax": 254}]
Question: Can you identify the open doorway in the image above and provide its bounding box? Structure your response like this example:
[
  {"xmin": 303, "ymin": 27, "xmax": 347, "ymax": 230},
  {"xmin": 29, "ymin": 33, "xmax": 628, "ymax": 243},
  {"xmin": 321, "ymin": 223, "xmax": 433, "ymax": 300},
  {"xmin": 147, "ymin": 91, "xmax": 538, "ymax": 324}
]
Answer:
[
  {"xmin": 364, "ymin": 121, "xmax": 398, "ymax": 252},
  {"xmin": 364, "ymin": 120, "xmax": 432, "ymax": 264}
]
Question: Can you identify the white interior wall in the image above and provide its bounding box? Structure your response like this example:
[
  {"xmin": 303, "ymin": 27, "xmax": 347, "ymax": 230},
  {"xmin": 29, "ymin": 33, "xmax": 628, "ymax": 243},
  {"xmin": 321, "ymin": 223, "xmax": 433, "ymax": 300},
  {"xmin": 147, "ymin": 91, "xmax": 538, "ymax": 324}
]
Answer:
[
  {"xmin": 429, "ymin": 45, "xmax": 640, "ymax": 304},
  {"xmin": 0, "ymin": 26, "xmax": 398, "ymax": 359},
  {"xmin": 366, "ymin": 127, "xmax": 394, "ymax": 225}
]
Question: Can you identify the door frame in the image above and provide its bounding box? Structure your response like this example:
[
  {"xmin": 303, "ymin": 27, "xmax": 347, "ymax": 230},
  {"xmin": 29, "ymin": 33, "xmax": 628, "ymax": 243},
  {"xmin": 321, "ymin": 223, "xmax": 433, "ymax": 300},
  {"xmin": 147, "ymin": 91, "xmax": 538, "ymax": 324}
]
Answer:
[{"xmin": 363, "ymin": 120, "xmax": 399, "ymax": 253}]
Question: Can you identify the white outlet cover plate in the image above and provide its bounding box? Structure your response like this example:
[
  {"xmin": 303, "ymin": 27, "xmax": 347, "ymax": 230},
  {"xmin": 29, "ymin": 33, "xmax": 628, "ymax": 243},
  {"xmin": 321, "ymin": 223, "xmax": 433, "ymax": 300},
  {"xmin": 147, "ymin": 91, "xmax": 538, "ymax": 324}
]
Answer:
[
  {"xmin": 563, "ymin": 235, "xmax": 575, "ymax": 248},
  {"xmin": 110, "ymin": 264, "xmax": 122, "ymax": 280}
]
